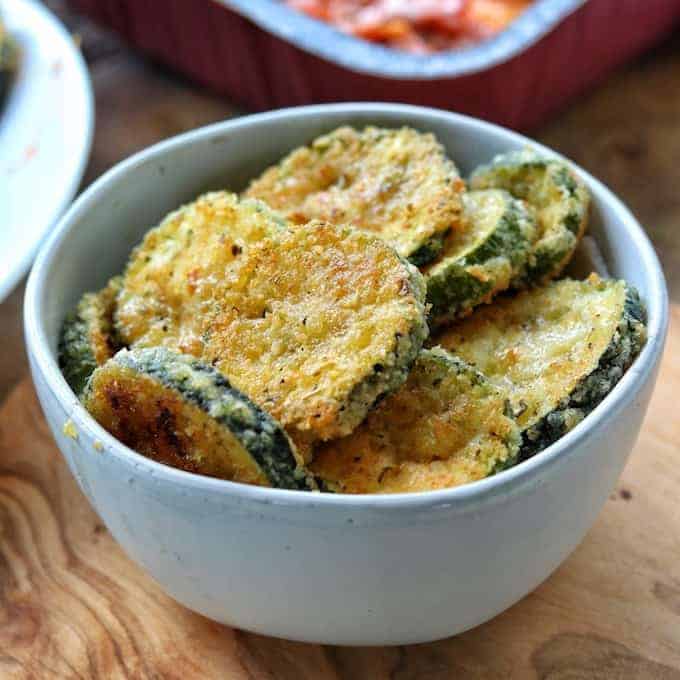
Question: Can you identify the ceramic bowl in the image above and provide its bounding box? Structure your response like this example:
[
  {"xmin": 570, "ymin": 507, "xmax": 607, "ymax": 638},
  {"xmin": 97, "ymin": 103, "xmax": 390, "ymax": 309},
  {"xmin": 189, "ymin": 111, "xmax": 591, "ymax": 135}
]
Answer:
[{"xmin": 24, "ymin": 104, "xmax": 668, "ymax": 645}]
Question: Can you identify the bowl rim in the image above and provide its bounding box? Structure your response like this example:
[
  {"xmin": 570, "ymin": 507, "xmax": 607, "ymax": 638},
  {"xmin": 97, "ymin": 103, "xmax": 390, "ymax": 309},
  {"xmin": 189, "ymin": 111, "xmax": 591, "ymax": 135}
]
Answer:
[{"xmin": 24, "ymin": 102, "xmax": 669, "ymax": 512}]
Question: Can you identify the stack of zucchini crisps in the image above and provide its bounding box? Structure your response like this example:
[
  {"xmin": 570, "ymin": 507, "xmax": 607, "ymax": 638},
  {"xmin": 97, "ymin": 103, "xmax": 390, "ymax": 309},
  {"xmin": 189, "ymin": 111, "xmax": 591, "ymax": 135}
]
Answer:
[{"xmin": 60, "ymin": 127, "xmax": 647, "ymax": 493}]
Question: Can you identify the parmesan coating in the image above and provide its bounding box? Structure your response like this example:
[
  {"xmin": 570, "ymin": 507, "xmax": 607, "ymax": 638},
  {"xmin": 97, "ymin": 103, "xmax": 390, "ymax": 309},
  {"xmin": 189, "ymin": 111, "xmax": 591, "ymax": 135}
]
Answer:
[
  {"xmin": 245, "ymin": 126, "xmax": 465, "ymax": 264},
  {"xmin": 433, "ymin": 277, "xmax": 644, "ymax": 433},
  {"xmin": 311, "ymin": 348, "xmax": 519, "ymax": 493},
  {"xmin": 201, "ymin": 222, "xmax": 429, "ymax": 440},
  {"xmin": 84, "ymin": 348, "xmax": 314, "ymax": 489},
  {"xmin": 116, "ymin": 191, "xmax": 287, "ymax": 350},
  {"xmin": 117, "ymin": 209, "xmax": 428, "ymax": 441}
]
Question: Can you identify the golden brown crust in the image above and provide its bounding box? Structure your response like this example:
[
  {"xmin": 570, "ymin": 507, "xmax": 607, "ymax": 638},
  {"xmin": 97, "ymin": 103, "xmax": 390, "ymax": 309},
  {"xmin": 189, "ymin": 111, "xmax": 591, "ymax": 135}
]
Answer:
[
  {"xmin": 200, "ymin": 221, "xmax": 428, "ymax": 440},
  {"xmin": 117, "ymin": 207, "xmax": 428, "ymax": 441},
  {"xmin": 115, "ymin": 191, "xmax": 287, "ymax": 350},
  {"xmin": 311, "ymin": 349, "xmax": 519, "ymax": 493},
  {"xmin": 432, "ymin": 276, "xmax": 628, "ymax": 431},
  {"xmin": 84, "ymin": 359, "xmax": 270, "ymax": 486},
  {"xmin": 245, "ymin": 126, "xmax": 465, "ymax": 261},
  {"xmin": 88, "ymin": 278, "xmax": 122, "ymax": 365}
]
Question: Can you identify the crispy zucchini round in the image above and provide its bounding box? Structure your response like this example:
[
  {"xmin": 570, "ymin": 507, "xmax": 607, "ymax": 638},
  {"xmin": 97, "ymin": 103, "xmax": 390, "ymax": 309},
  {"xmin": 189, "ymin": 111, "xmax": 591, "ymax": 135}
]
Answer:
[
  {"xmin": 433, "ymin": 275, "xmax": 647, "ymax": 458},
  {"xmin": 423, "ymin": 189, "xmax": 537, "ymax": 326},
  {"xmin": 59, "ymin": 276, "xmax": 122, "ymax": 396},
  {"xmin": 83, "ymin": 347, "xmax": 314, "ymax": 490},
  {"xmin": 201, "ymin": 221, "xmax": 429, "ymax": 441},
  {"xmin": 115, "ymin": 191, "xmax": 287, "ymax": 350},
  {"xmin": 245, "ymin": 126, "xmax": 465, "ymax": 265},
  {"xmin": 310, "ymin": 348, "xmax": 520, "ymax": 494},
  {"xmin": 469, "ymin": 150, "xmax": 590, "ymax": 286}
]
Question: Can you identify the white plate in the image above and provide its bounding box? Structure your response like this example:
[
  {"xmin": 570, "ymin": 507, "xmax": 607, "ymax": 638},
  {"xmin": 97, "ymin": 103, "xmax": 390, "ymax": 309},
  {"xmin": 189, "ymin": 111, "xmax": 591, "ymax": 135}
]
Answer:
[{"xmin": 0, "ymin": 0, "xmax": 93, "ymax": 302}]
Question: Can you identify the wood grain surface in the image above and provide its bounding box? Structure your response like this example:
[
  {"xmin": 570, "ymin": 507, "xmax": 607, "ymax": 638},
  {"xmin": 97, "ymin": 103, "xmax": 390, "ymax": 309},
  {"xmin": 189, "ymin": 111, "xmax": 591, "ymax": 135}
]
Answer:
[{"xmin": 0, "ymin": 308, "xmax": 678, "ymax": 679}]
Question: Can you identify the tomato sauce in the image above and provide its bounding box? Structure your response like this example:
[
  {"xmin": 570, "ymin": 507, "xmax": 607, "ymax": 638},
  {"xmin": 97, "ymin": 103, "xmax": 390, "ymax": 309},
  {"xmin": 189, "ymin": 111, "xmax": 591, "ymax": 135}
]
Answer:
[{"xmin": 285, "ymin": 0, "xmax": 533, "ymax": 53}]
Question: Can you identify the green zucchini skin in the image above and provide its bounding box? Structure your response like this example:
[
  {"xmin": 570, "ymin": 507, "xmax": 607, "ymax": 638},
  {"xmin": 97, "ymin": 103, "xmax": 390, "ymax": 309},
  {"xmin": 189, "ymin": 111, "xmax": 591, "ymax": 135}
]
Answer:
[
  {"xmin": 60, "ymin": 309, "xmax": 99, "ymax": 397},
  {"xmin": 521, "ymin": 284, "xmax": 647, "ymax": 458},
  {"xmin": 86, "ymin": 347, "xmax": 315, "ymax": 491},
  {"xmin": 59, "ymin": 277, "xmax": 122, "ymax": 396},
  {"xmin": 469, "ymin": 150, "xmax": 590, "ymax": 287},
  {"xmin": 434, "ymin": 276, "xmax": 647, "ymax": 461},
  {"xmin": 408, "ymin": 231, "xmax": 448, "ymax": 267},
  {"xmin": 424, "ymin": 189, "xmax": 536, "ymax": 326}
]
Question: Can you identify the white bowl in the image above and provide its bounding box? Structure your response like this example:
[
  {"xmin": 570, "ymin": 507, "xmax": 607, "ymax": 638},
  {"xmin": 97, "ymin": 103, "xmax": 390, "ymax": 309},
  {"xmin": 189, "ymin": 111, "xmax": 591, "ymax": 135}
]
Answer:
[
  {"xmin": 0, "ymin": 0, "xmax": 93, "ymax": 302},
  {"xmin": 24, "ymin": 104, "xmax": 668, "ymax": 646}
]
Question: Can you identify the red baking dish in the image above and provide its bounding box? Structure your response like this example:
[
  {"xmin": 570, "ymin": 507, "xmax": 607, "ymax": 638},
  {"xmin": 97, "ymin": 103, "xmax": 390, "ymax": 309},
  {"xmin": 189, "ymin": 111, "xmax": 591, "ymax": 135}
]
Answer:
[{"xmin": 68, "ymin": 0, "xmax": 680, "ymax": 129}]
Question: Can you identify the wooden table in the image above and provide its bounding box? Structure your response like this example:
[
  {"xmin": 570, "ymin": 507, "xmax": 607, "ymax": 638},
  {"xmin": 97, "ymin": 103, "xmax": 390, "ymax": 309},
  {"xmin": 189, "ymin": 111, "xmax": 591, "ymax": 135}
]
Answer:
[{"xmin": 1, "ymin": 3, "xmax": 679, "ymax": 677}]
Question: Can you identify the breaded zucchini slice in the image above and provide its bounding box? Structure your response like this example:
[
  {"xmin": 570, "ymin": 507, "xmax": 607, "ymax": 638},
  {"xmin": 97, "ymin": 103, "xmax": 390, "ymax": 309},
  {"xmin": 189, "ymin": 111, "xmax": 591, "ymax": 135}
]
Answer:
[
  {"xmin": 59, "ymin": 277, "xmax": 122, "ymax": 396},
  {"xmin": 311, "ymin": 348, "xmax": 520, "ymax": 494},
  {"xmin": 115, "ymin": 191, "xmax": 287, "ymax": 350},
  {"xmin": 245, "ymin": 126, "xmax": 465, "ymax": 265},
  {"xmin": 201, "ymin": 221, "xmax": 429, "ymax": 441},
  {"xmin": 469, "ymin": 149, "xmax": 590, "ymax": 285},
  {"xmin": 423, "ymin": 189, "xmax": 537, "ymax": 326},
  {"xmin": 434, "ymin": 275, "xmax": 647, "ymax": 458},
  {"xmin": 83, "ymin": 348, "xmax": 314, "ymax": 490}
]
